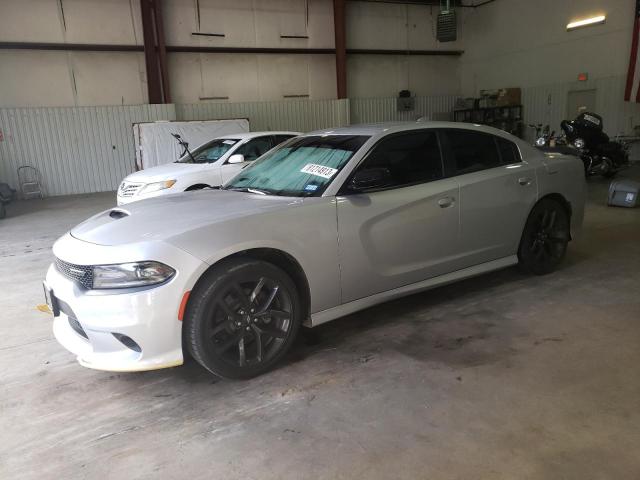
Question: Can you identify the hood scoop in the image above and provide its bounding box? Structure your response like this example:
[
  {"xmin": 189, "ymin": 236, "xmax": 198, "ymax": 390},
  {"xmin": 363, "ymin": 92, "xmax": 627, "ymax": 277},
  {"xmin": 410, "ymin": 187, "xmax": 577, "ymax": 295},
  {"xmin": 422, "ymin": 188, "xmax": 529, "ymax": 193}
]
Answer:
[{"xmin": 109, "ymin": 209, "xmax": 129, "ymax": 219}]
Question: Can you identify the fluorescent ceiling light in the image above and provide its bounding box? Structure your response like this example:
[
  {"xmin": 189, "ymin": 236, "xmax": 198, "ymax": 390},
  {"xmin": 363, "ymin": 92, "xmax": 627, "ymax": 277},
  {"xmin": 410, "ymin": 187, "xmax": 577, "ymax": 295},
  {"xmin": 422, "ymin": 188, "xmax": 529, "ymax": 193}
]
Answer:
[{"xmin": 567, "ymin": 15, "xmax": 606, "ymax": 31}]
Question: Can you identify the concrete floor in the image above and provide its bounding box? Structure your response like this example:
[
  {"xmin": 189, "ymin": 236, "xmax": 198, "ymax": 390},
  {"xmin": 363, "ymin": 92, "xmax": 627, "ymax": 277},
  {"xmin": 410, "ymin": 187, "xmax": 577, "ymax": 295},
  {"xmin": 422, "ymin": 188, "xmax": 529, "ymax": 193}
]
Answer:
[{"xmin": 1, "ymin": 170, "xmax": 639, "ymax": 480}]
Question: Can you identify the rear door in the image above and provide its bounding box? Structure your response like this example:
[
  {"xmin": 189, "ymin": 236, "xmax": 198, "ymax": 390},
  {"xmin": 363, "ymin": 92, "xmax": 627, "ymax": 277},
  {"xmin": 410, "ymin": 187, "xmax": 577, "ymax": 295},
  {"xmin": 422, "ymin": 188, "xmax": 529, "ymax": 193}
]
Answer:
[
  {"xmin": 441, "ymin": 129, "xmax": 538, "ymax": 266},
  {"xmin": 336, "ymin": 129, "xmax": 462, "ymax": 303}
]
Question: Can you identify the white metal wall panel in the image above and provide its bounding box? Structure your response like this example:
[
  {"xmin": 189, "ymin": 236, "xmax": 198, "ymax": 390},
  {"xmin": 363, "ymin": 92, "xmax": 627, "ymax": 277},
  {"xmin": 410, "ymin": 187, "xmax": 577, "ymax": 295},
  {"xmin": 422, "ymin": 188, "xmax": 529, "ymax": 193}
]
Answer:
[
  {"xmin": 350, "ymin": 95, "xmax": 458, "ymax": 124},
  {"xmin": 175, "ymin": 99, "xmax": 350, "ymax": 133},
  {"xmin": 0, "ymin": 104, "xmax": 175, "ymax": 196}
]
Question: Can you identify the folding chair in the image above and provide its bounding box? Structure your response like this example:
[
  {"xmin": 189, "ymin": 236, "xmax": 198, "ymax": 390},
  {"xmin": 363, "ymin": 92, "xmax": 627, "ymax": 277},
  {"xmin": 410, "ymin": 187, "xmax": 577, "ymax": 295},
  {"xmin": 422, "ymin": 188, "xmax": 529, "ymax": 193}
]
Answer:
[{"xmin": 17, "ymin": 166, "xmax": 44, "ymax": 199}]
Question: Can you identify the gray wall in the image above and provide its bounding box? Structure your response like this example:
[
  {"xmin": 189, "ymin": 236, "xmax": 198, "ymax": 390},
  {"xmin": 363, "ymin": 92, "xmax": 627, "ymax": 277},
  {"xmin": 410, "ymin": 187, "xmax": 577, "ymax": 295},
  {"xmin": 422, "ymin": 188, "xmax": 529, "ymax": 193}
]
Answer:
[{"xmin": 459, "ymin": 0, "xmax": 640, "ymax": 135}]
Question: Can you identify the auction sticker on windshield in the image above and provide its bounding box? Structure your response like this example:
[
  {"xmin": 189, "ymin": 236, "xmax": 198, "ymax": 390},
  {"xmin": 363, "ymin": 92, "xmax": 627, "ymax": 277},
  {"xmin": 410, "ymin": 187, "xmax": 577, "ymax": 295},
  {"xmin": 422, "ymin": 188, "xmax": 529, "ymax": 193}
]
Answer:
[{"xmin": 300, "ymin": 163, "xmax": 338, "ymax": 179}]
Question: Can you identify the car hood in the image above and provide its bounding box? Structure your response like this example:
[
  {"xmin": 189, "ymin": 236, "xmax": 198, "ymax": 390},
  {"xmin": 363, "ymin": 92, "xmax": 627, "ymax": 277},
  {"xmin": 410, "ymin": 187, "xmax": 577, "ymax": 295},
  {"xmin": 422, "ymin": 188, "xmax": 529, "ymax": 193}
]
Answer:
[
  {"xmin": 123, "ymin": 162, "xmax": 203, "ymax": 183},
  {"xmin": 70, "ymin": 190, "xmax": 300, "ymax": 246}
]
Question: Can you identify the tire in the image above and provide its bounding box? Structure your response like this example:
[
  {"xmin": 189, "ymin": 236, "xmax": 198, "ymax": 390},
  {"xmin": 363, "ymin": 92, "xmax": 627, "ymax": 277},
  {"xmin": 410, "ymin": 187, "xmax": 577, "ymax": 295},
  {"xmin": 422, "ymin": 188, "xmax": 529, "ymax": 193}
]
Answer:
[
  {"xmin": 602, "ymin": 158, "xmax": 617, "ymax": 179},
  {"xmin": 184, "ymin": 259, "xmax": 302, "ymax": 379},
  {"xmin": 518, "ymin": 198, "xmax": 570, "ymax": 275}
]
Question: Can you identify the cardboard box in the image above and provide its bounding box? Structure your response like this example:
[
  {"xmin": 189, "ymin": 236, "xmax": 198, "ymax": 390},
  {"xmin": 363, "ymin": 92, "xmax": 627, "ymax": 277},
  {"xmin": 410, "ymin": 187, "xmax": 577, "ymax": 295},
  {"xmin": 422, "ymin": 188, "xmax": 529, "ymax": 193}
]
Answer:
[{"xmin": 496, "ymin": 88, "xmax": 521, "ymax": 106}]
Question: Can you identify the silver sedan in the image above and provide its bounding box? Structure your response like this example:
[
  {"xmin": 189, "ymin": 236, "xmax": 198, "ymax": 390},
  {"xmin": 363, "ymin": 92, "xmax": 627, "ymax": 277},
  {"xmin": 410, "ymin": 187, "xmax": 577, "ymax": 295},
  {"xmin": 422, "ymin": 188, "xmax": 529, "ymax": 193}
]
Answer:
[{"xmin": 45, "ymin": 122, "xmax": 586, "ymax": 378}]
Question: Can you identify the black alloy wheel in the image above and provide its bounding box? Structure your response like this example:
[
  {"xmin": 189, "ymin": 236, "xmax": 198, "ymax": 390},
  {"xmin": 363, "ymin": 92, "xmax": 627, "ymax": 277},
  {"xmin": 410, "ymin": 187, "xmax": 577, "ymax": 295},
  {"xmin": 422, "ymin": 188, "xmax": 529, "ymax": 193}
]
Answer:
[
  {"xmin": 518, "ymin": 198, "xmax": 570, "ymax": 275},
  {"xmin": 184, "ymin": 259, "xmax": 301, "ymax": 379}
]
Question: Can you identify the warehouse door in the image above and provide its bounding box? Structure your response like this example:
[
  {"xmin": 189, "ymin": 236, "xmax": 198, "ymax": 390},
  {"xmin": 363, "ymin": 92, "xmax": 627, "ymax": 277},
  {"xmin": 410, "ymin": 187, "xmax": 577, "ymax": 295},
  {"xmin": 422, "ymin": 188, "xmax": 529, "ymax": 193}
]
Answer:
[{"xmin": 567, "ymin": 89, "xmax": 596, "ymax": 117}]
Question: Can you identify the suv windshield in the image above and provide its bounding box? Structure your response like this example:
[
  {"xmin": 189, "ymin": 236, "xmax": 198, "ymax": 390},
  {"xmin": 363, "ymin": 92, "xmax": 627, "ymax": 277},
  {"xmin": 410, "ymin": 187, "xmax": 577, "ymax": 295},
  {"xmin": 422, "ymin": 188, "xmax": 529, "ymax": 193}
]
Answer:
[
  {"xmin": 224, "ymin": 135, "xmax": 369, "ymax": 197},
  {"xmin": 176, "ymin": 138, "xmax": 240, "ymax": 164}
]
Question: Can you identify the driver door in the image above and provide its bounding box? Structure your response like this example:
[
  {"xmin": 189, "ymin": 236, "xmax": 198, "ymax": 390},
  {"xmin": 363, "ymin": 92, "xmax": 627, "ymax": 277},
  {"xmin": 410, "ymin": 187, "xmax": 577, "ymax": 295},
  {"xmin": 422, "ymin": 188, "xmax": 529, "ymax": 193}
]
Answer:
[
  {"xmin": 336, "ymin": 130, "xmax": 462, "ymax": 303},
  {"xmin": 220, "ymin": 136, "xmax": 274, "ymax": 183}
]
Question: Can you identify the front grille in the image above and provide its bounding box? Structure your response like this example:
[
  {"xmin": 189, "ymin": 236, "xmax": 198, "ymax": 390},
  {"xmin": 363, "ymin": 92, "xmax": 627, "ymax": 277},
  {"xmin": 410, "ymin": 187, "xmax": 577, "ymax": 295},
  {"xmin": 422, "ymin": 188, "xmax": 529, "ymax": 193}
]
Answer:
[
  {"xmin": 118, "ymin": 181, "xmax": 143, "ymax": 198},
  {"xmin": 68, "ymin": 317, "xmax": 89, "ymax": 339},
  {"xmin": 55, "ymin": 258, "xmax": 93, "ymax": 289}
]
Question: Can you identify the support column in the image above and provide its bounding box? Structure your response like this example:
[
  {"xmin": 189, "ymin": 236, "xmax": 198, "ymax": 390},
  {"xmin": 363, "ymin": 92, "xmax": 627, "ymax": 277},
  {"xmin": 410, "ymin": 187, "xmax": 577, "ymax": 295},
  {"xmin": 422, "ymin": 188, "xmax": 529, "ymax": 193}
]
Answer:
[
  {"xmin": 153, "ymin": 0, "xmax": 171, "ymax": 103},
  {"xmin": 333, "ymin": 0, "xmax": 347, "ymax": 99},
  {"xmin": 140, "ymin": 0, "xmax": 168, "ymax": 104}
]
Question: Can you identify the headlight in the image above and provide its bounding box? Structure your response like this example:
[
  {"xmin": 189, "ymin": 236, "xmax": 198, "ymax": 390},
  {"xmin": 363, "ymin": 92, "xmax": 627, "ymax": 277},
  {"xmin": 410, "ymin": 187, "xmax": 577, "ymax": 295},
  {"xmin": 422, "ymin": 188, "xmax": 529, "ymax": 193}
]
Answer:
[
  {"xmin": 573, "ymin": 138, "xmax": 585, "ymax": 149},
  {"xmin": 139, "ymin": 180, "xmax": 176, "ymax": 195},
  {"xmin": 535, "ymin": 137, "xmax": 546, "ymax": 147},
  {"xmin": 93, "ymin": 261, "xmax": 175, "ymax": 289}
]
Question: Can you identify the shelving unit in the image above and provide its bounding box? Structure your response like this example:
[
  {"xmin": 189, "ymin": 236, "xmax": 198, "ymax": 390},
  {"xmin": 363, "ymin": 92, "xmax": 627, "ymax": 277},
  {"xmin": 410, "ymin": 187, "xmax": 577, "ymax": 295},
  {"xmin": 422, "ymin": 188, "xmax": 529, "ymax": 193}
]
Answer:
[{"xmin": 454, "ymin": 105, "xmax": 523, "ymax": 138}]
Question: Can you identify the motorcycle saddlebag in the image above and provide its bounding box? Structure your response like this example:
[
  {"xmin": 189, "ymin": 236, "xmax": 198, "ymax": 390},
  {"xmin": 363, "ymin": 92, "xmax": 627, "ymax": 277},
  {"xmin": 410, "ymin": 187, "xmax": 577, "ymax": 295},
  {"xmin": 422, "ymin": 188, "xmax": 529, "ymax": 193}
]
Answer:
[{"xmin": 608, "ymin": 179, "xmax": 640, "ymax": 208}]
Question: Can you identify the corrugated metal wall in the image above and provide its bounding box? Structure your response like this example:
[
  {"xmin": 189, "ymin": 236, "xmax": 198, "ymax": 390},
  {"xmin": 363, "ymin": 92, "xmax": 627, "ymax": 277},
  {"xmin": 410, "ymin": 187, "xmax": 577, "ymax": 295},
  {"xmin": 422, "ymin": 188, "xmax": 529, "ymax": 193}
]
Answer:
[
  {"xmin": 16, "ymin": 85, "xmax": 640, "ymax": 197},
  {"xmin": 0, "ymin": 100, "xmax": 353, "ymax": 196},
  {"xmin": 521, "ymin": 75, "xmax": 640, "ymax": 142},
  {"xmin": 0, "ymin": 104, "xmax": 175, "ymax": 196},
  {"xmin": 350, "ymin": 95, "xmax": 458, "ymax": 124},
  {"xmin": 176, "ymin": 99, "xmax": 350, "ymax": 133}
]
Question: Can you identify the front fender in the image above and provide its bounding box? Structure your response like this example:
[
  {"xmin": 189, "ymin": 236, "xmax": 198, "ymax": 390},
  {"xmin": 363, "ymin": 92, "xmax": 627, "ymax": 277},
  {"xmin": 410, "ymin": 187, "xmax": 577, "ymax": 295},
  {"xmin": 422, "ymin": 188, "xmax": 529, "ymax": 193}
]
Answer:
[{"xmin": 166, "ymin": 197, "xmax": 341, "ymax": 314}]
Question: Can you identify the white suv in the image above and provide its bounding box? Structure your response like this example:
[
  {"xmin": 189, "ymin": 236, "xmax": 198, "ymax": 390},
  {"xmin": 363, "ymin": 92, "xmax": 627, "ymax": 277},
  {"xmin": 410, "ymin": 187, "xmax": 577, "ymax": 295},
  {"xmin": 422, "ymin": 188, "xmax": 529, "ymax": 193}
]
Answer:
[{"xmin": 117, "ymin": 131, "xmax": 299, "ymax": 205}]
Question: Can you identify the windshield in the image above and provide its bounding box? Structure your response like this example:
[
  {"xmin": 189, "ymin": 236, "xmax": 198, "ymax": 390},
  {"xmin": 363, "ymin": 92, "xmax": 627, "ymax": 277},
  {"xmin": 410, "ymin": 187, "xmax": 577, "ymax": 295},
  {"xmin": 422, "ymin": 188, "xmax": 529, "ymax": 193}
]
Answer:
[
  {"xmin": 224, "ymin": 135, "xmax": 370, "ymax": 197},
  {"xmin": 176, "ymin": 138, "xmax": 240, "ymax": 164}
]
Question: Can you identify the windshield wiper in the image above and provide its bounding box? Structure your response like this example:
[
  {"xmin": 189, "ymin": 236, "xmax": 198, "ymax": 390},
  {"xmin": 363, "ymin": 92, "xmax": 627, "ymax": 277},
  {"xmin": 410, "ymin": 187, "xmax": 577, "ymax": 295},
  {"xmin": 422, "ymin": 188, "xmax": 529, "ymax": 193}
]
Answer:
[
  {"xmin": 225, "ymin": 186, "xmax": 270, "ymax": 195},
  {"xmin": 171, "ymin": 133, "xmax": 197, "ymax": 163}
]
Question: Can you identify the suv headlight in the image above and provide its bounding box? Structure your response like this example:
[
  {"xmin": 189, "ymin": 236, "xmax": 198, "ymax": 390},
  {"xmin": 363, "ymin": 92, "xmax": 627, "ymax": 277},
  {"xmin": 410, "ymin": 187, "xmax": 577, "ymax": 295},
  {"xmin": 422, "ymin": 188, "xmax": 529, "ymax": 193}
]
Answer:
[
  {"xmin": 139, "ymin": 180, "xmax": 176, "ymax": 195},
  {"xmin": 93, "ymin": 261, "xmax": 175, "ymax": 289}
]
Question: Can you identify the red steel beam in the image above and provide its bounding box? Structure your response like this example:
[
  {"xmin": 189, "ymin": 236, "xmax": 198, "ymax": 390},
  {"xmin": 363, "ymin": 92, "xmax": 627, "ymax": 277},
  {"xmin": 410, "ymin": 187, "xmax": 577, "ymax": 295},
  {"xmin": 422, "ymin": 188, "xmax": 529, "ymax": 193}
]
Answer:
[
  {"xmin": 333, "ymin": 0, "xmax": 347, "ymax": 99},
  {"xmin": 153, "ymin": 0, "xmax": 171, "ymax": 103},
  {"xmin": 140, "ymin": 0, "xmax": 163, "ymax": 103}
]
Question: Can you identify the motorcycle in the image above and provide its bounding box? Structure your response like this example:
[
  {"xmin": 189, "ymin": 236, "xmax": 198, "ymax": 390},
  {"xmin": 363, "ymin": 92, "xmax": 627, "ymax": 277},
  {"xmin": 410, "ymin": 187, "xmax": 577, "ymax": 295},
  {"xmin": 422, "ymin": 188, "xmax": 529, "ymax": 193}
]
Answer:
[
  {"xmin": 529, "ymin": 124, "xmax": 561, "ymax": 148},
  {"xmin": 560, "ymin": 112, "xmax": 629, "ymax": 178}
]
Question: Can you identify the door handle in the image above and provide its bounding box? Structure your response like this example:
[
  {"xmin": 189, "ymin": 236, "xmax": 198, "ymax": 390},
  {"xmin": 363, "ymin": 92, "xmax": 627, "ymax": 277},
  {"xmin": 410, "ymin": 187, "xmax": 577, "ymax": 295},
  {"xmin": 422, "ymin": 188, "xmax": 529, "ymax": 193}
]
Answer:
[
  {"xmin": 518, "ymin": 177, "xmax": 532, "ymax": 186},
  {"xmin": 438, "ymin": 197, "xmax": 455, "ymax": 208}
]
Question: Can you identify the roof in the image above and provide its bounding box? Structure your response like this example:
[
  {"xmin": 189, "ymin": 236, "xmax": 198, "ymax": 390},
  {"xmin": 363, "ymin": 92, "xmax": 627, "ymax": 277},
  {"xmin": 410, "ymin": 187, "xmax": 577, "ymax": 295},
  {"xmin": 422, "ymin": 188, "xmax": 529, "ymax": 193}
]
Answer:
[
  {"xmin": 305, "ymin": 121, "xmax": 511, "ymax": 138},
  {"xmin": 216, "ymin": 131, "xmax": 301, "ymax": 140}
]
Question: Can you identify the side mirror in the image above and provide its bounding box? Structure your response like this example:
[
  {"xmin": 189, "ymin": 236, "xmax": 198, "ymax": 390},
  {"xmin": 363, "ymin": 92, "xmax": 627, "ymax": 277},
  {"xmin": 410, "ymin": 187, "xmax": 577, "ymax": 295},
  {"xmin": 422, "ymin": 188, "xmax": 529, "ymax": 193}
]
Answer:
[
  {"xmin": 349, "ymin": 168, "xmax": 391, "ymax": 191},
  {"xmin": 228, "ymin": 154, "xmax": 245, "ymax": 164}
]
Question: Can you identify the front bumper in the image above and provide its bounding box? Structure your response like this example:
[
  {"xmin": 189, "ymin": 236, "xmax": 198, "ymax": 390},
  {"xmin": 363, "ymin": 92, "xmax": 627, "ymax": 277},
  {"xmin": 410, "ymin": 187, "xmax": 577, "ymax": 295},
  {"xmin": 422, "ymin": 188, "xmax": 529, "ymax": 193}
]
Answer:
[{"xmin": 46, "ymin": 234, "xmax": 207, "ymax": 372}]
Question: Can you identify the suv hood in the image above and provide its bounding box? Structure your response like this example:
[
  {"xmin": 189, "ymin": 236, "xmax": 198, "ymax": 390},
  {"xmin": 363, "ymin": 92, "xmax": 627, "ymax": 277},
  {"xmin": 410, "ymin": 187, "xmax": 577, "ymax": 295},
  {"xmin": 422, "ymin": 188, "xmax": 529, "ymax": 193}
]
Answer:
[
  {"xmin": 124, "ymin": 162, "xmax": 201, "ymax": 183},
  {"xmin": 71, "ymin": 190, "xmax": 299, "ymax": 246}
]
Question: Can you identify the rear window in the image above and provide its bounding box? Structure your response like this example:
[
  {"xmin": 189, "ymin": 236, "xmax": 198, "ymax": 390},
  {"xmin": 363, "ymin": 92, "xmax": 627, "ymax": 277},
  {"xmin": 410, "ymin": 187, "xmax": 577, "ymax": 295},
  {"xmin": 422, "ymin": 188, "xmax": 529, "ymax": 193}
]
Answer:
[
  {"xmin": 446, "ymin": 130, "xmax": 501, "ymax": 175},
  {"xmin": 496, "ymin": 137, "xmax": 521, "ymax": 165}
]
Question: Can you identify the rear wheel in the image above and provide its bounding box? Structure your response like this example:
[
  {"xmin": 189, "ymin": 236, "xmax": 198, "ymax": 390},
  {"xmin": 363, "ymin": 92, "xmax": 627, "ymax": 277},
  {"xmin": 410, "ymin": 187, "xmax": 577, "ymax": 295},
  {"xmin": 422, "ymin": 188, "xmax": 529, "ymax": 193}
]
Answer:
[
  {"xmin": 601, "ymin": 158, "xmax": 617, "ymax": 178},
  {"xmin": 184, "ymin": 259, "xmax": 301, "ymax": 379},
  {"xmin": 518, "ymin": 199, "xmax": 570, "ymax": 275}
]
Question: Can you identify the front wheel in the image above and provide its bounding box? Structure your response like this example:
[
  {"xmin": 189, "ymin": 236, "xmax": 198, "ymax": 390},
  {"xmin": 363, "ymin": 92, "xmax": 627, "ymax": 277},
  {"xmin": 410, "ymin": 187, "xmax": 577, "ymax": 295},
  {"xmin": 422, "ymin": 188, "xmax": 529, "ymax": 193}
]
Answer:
[
  {"xmin": 518, "ymin": 199, "xmax": 570, "ymax": 275},
  {"xmin": 184, "ymin": 259, "xmax": 301, "ymax": 379}
]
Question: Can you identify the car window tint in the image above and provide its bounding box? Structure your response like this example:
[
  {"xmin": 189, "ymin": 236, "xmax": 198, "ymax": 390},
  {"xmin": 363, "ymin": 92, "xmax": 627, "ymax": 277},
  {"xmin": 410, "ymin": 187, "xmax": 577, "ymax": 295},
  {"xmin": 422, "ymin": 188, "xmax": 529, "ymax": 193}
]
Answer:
[
  {"xmin": 178, "ymin": 139, "xmax": 239, "ymax": 164},
  {"xmin": 447, "ymin": 130, "xmax": 501, "ymax": 174},
  {"xmin": 273, "ymin": 135, "xmax": 295, "ymax": 145},
  {"xmin": 358, "ymin": 131, "xmax": 443, "ymax": 188},
  {"xmin": 234, "ymin": 137, "xmax": 273, "ymax": 162},
  {"xmin": 496, "ymin": 137, "xmax": 521, "ymax": 164}
]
